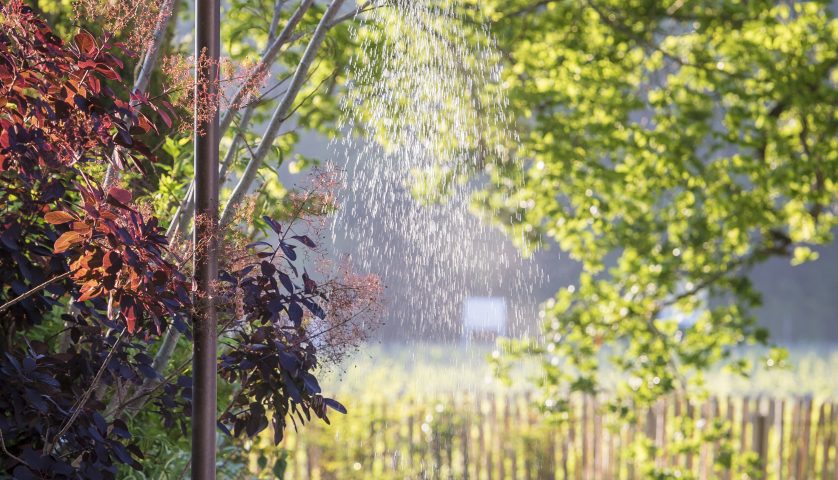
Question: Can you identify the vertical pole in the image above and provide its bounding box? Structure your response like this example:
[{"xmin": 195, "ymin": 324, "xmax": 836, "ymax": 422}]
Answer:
[
  {"xmin": 752, "ymin": 413, "xmax": 769, "ymax": 479},
  {"xmin": 193, "ymin": 0, "xmax": 220, "ymax": 477}
]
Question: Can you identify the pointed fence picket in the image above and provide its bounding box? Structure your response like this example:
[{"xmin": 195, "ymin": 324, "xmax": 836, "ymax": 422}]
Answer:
[{"xmin": 280, "ymin": 394, "xmax": 838, "ymax": 479}]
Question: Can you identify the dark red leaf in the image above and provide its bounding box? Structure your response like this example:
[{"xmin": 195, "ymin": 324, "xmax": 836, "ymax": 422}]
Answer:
[
  {"xmin": 158, "ymin": 108, "xmax": 172, "ymax": 129},
  {"xmin": 102, "ymin": 251, "xmax": 123, "ymax": 274},
  {"xmin": 44, "ymin": 210, "xmax": 75, "ymax": 224},
  {"xmin": 54, "ymin": 231, "xmax": 84, "ymax": 253},
  {"xmin": 107, "ymin": 186, "xmax": 133, "ymax": 206},
  {"xmin": 74, "ymin": 31, "xmax": 96, "ymax": 54}
]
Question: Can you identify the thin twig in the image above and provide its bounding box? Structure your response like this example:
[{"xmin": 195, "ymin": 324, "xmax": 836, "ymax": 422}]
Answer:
[
  {"xmin": 584, "ymin": 0, "xmax": 747, "ymax": 80},
  {"xmin": 280, "ymin": 67, "xmax": 339, "ymax": 122},
  {"xmin": 0, "ymin": 428, "xmax": 27, "ymax": 467},
  {"xmin": 47, "ymin": 330, "xmax": 125, "ymax": 454},
  {"xmin": 0, "ymin": 271, "xmax": 71, "ymax": 314},
  {"xmin": 107, "ymin": 356, "xmax": 191, "ymax": 418},
  {"xmin": 111, "ymin": 310, "xmax": 243, "ymax": 418}
]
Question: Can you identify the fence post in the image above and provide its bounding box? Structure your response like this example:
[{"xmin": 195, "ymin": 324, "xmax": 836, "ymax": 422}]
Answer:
[
  {"xmin": 741, "ymin": 396, "xmax": 751, "ymax": 454},
  {"xmin": 488, "ymin": 393, "xmax": 497, "ymax": 480},
  {"xmin": 306, "ymin": 439, "xmax": 316, "ymax": 480},
  {"xmin": 462, "ymin": 394, "xmax": 470, "ymax": 480},
  {"xmin": 831, "ymin": 403, "xmax": 838, "ymax": 480},
  {"xmin": 561, "ymin": 405, "xmax": 573, "ymax": 480},
  {"xmin": 582, "ymin": 395, "xmax": 591, "ymax": 480},
  {"xmin": 545, "ymin": 422, "xmax": 557, "ymax": 480},
  {"xmin": 721, "ymin": 397, "xmax": 734, "ymax": 480},
  {"xmin": 606, "ymin": 410, "xmax": 617, "ymax": 479},
  {"xmin": 826, "ymin": 402, "xmax": 837, "ymax": 480},
  {"xmin": 824, "ymin": 402, "xmax": 834, "ymax": 480},
  {"xmin": 447, "ymin": 398, "xmax": 455, "ymax": 477},
  {"xmin": 646, "ymin": 402, "xmax": 657, "ymax": 477},
  {"xmin": 699, "ymin": 400, "xmax": 712, "ymax": 480},
  {"xmin": 625, "ymin": 407, "xmax": 635, "ymax": 480},
  {"xmin": 657, "ymin": 399, "xmax": 667, "ymax": 471},
  {"xmin": 571, "ymin": 397, "xmax": 581, "ymax": 480},
  {"xmin": 815, "ymin": 402, "xmax": 827, "ymax": 480},
  {"xmin": 791, "ymin": 397, "xmax": 802, "ymax": 479},
  {"xmin": 801, "ymin": 397, "xmax": 813, "ymax": 479},
  {"xmin": 407, "ymin": 398, "xmax": 416, "ymax": 474},
  {"xmin": 711, "ymin": 397, "xmax": 721, "ymax": 474},
  {"xmin": 368, "ymin": 402, "xmax": 376, "ymax": 476},
  {"xmin": 685, "ymin": 399, "xmax": 696, "ymax": 472},
  {"xmin": 593, "ymin": 396, "xmax": 602, "ymax": 478},
  {"xmin": 524, "ymin": 391, "xmax": 534, "ymax": 480},
  {"xmin": 286, "ymin": 425, "xmax": 296, "ymax": 479},
  {"xmin": 383, "ymin": 401, "xmax": 394, "ymax": 472},
  {"xmin": 776, "ymin": 398, "xmax": 786, "ymax": 480},
  {"xmin": 752, "ymin": 412, "xmax": 769, "ymax": 479},
  {"xmin": 476, "ymin": 394, "xmax": 484, "ymax": 480},
  {"xmin": 501, "ymin": 395, "xmax": 511, "ymax": 480}
]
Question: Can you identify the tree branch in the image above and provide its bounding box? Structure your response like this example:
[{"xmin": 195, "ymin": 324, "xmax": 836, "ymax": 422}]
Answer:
[
  {"xmin": 103, "ymin": 0, "xmax": 179, "ymax": 187},
  {"xmin": 267, "ymin": 0, "xmax": 289, "ymax": 43},
  {"xmin": 583, "ymin": 0, "xmax": 747, "ymax": 80},
  {"xmin": 0, "ymin": 428, "xmax": 27, "ymax": 468},
  {"xmin": 134, "ymin": 0, "xmax": 179, "ymax": 97},
  {"xmin": 218, "ymin": 0, "xmax": 316, "ymax": 134},
  {"xmin": 46, "ymin": 330, "xmax": 125, "ymax": 454},
  {"xmin": 220, "ymin": 0, "xmax": 348, "ymax": 227},
  {"xmin": 0, "ymin": 271, "xmax": 71, "ymax": 314}
]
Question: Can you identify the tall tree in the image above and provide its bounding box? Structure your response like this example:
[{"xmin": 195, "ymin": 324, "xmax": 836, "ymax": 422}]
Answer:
[{"xmin": 470, "ymin": 0, "xmax": 838, "ymax": 407}]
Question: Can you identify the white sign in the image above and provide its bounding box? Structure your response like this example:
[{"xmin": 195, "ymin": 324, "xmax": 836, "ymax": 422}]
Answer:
[{"xmin": 462, "ymin": 297, "xmax": 507, "ymax": 341}]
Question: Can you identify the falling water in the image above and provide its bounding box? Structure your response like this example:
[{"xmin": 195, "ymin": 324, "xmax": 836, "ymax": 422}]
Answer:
[{"xmin": 329, "ymin": 0, "xmax": 542, "ymax": 343}]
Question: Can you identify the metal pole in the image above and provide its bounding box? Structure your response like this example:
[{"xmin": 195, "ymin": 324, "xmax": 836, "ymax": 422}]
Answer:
[{"xmin": 193, "ymin": 0, "xmax": 220, "ymax": 477}]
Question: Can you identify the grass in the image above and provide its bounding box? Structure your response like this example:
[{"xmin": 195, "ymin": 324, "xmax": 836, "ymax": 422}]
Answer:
[{"xmin": 318, "ymin": 341, "xmax": 838, "ymax": 400}]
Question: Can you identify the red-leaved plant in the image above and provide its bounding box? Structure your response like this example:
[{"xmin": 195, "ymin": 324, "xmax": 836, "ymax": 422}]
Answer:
[{"xmin": 0, "ymin": 2, "xmax": 380, "ymax": 478}]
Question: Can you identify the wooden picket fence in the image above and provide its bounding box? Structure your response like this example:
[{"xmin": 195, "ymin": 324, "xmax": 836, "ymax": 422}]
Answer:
[{"xmin": 277, "ymin": 394, "xmax": 838, "ymax": 479}]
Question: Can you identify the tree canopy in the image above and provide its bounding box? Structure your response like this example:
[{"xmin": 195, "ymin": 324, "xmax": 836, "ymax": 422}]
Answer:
[{"xmin": 468, "ymin": 0, "xmax": 838, "ymax": 407}]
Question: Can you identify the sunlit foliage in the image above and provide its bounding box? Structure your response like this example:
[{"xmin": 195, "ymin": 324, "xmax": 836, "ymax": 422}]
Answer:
[{"xmin": 472, "ymin": 0, "xmax": 838, "ymax": 411}]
